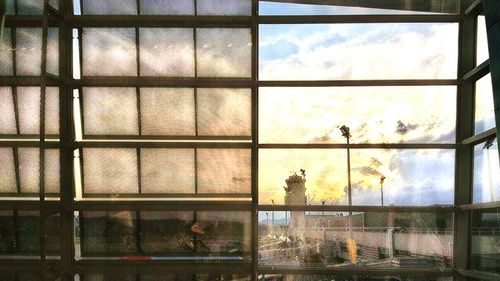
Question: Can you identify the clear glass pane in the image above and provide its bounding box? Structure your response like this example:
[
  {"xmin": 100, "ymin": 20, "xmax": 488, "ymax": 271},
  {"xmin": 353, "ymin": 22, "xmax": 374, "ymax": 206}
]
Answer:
[
  {"xmin": 259, "ymin": 149, "xmax": 454, "ymax": 206},
  {"xmin": 0, "ymin": 148, "xmax": 16, "ymax": 193},
  {"xmin": 259, "ymin": 149, "xmax": 347, "ymax": 205},
  {"xmin": 0, "ymin": 28, "xmax": 13, "ymax": 75},
  {"xmin": 197, "ymin": 149, "xmax": 251, "ymax": 194},
  {"xmin": 0, "ymin": 87, "xmax": 16, "ymax": 134},
  {"xmin": 477, "ymin": 15, "xmax": 489, "ymax": 65},
  {"xmin": 140, "ymin": 88, "xmax": 195, "ymax": 136},
  {"xmin": 197, "ymin": 0, "xmax": 252, "ymax": 15},
  {"xmin": 3, "ymin": 0, "xmax": 15, "ymax": 15},
  {"xmin": 18, "ymin": 148, "xmax": 40, "ymax": 193},
  {"xmin": 197, "ymin": 88, "xmax": 251, "ymax": 136},
  {"xmin": 140, "ymin": 149, "xmax": 195, "ymax": 194},
  {"xmin": 473, "ymin": 139, "xmax": 500, "ymax": 203},
  {"xmin": 82, "ymin": 87, "xmax": 139, "ymax": 136},
  {"xmin": 259, "ymin": 211, "xmax": 453, "ymax": 268},
  {"xmin": 82, "ymin": 148, "xmax": 139, "ymax": 194},
  {"xmin": 351, "ymin": 149, "xmax": 455, "ymax": 206},
  {"xmin": 47, "ymin": 28, "xmax": 59, "ymax": 76},
  {"xmin": 260, "ymin": 86, "xmax": 456, "ymax": 144},
  {"xmin": 139, "ymin": 28, "xmax": 194, "ymax": 77},
  {"xmin": 81, "ymin": 0, "xmax": 137, "ymax": 15},
  {"xmin": 260, "ymin": 23, "xmax": 458, "ymax": 80},
  {"xmin": 475, "ymin": 74, "xmax": 495, "ymax": 134},
  {"xmin": 82, "ymin": 28, "xmax": 137, "ymax": 76},
  {"xmin": 140, "ymin": 0, "xmax": 194, "ymax": 15},
  {"xmin": 196, "ymin": 28, "xmax": 252, "ymax": 77},
  {"xmin": 79, "ymin": 211, "xmax": 137, "ymax": 255},
  {"xmin": 470, "ymin": 208, "xmax": 500, "ymax": 274},
  {"xmin": 259, "ymin": 0, "xmax": 459, "ymax": 15}
]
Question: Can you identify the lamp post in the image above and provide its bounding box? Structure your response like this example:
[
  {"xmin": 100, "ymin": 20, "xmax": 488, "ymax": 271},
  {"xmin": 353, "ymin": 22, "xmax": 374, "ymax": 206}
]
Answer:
[
  {"xmin": 380, "ymin": 175, "xmax": 386, "ymax": 206},
  {"xmin": 339, "ymin": 125, "xmax": 356, "ymax": 263}
]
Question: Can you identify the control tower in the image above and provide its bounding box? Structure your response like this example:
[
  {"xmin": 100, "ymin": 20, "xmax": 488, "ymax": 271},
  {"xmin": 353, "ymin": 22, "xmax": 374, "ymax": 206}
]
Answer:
[{"xmin": 284, "ymin": 172, "xmax": 307, "ymax": 232}]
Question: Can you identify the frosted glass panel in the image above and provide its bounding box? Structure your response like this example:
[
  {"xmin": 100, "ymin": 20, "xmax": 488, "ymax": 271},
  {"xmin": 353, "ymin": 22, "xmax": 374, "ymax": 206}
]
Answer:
[
  {"xmin": 0, "ymin": 87, "xmax": 16, "ymax": 134},
  {"xmin": 17, "ymin": 87, "xmax": 59, "ymax": 135},
  {"xmin": 83, "ymin": 148, "xmax": 139, "ymax": 194},
  {"xmin": 0, "ymin": 148, "xmax": 16, "ymax": 193},
  {"xmin": 0, "ymin": 28, "xmax": 13, "ymax": 75},
  {"xmin": 140, "ymin": 88, "xmax": 195, "ymax": 136},
  {"xmin": 197, "ymin": 28, "xmax": 252, "ymax": 77},
  {"xmin": 82, "ymin": 87, "xmax": 139, "ymax": 135},
  {"xmin": 141, "ymin": 149, "xmax": 195, "ymax": 194},
  {"xmin": 197, "ymin": 149, "xmax": 251, "ymax": 194},
  {"xmin": 82, "ymin": 28, "xmax": 137, "ymax": 76},
  {"xmin": 18, "ymin": 148, "xmax": 39, "ymax": 193},
  {"xmin": 15, "ymin": 28, "xmax": 59, "ymax": 76},
  {"xmin": 45, "ymin": 149, "xmax": 60, "ymax": 193},
  {"xmin": 197, "ymin": 0, "xmax": 251, "ymax": 15},
  {"xmin": 140, "ymin": 28, "xmax": 194, "ymax": 77},
  {"xmin": 197, "ymin": 88, "xmax": 251, "ymax": 136},
  {"xmin": 18, "ymin": 0, "xmax": 43, "ymax": 14},
  {"xmin": 140, "ymin": 0, "xmax": 194, "ymax": 15},
  {"xmin": 82, "ymin": 0, "xmax": 137, "ymax": 15}
]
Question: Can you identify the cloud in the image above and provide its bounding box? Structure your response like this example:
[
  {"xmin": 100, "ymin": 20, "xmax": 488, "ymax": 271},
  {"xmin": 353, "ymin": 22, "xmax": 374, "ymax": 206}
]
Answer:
[{"xmin": 395, "ymin": 120, "xmax": 418, "ymax": 135}]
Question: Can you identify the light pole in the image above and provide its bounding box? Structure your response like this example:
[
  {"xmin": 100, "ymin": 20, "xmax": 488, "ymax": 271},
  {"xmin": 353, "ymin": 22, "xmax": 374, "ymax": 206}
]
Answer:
[
  {"xmin": 380, "ymin": 175, "xmax": 386, "ymax": 206},
  {"xmin": 339, "ymin": 125, "xmax": 356, "ymax": 263}
]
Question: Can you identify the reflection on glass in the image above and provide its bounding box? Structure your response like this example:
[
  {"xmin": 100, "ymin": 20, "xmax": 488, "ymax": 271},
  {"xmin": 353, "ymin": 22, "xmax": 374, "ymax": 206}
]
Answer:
[
  {"xmin": 0, "ymin": 211, "xmax": 59, "ymax": 256},
  {"xmin": 139, "ymin": 28, "xmax": 195, "ymax": 77},
  {"xmin": 257, "ymin": 275, "xmax": 451, "ymax": 281},
  {"xmin": 0, "ymin": 88, "xmax": 16, "ymax": 134},
  {"xmin": 259, "ymin": 149, "xmax": 454, "ymax": 206},
  {"xmin": 82, "ymin": 28, "xmax": 137, "ymax": 76},
  {"xmin": 475, "ymin": 74, "xmax": 495, "ymax": 134},
  {"xmin": 260, "ymin": 24, "xmax": 458, "ymax": 80},
  {"xmin": 82, "ymin": 87, "xmax": 139, "ymax": 136},
  {"xmin": 77, "ymin": 211, "xmax": 250, "ymax": 259},
  {"xmin": 473, "ymin": 139, "xmax": 500, "ymax": 203},
  {"xmin": 477, "ymin": 16, "xmax": 489, "ymax": 65},
  {"xmin": 470, "ymin": 208, "xmax": 500, "ymax": 274},
  {"xmin": 197, "ymin": 28, "xmax": 252, "ymax": 77},
  {"xmin": 260, "ymin": 87, "xmax": 456, "ymax": 144},
  {"xmin": 259, "ymin": 0, "xmax": 458, "ymax": 15},
  {"xmin": 259, "ymin": 211, "xmax": 453, "ymax": 268}
]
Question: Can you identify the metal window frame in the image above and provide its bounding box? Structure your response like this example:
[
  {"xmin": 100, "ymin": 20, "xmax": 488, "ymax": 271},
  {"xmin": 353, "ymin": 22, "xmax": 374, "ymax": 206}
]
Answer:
[{"xmin": 1, "ymin": 0, "xmax": 498, "ymax": 280}]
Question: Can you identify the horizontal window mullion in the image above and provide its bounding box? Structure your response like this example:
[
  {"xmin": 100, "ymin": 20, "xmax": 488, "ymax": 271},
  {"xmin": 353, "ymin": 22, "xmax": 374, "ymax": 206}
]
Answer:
[
  {"xmin": 258, "ymin": 14, "xmax": 461, "ymax": 24},
  {"xmin": 465, "ymin": 0, "xmax": 484, "ymax": 16},
  {"xmin": 258, "ymin": 204, "xmax": 455, "ymax": 213},
  {"xmin": 462, "ymin": 127, "xmax": 497, "ymax": 145},
  {"xmin": 70, "ymin": 77, "xmax": 254, "ymax": 88},
  {"xmin": 0, "ymin": 76, "xmax": 63, "ymax": 86},
  {"xmin": 75, "ymin": 141, "xmax": 252, "ymax": 149},
  {"xmin": 463, "ymin": 59, "xmax": 490, "ymax": 81},
  {"xmin": 258, "ymin": 143, "xmax": 458, "ymax": 149},
  {"xmin": 66, "ymin": 15, "xmax": 253, "ymax": 28},
  {"xmin": 460, "ymin": 200, "xmax": 500, "ymax": 210},
  {"xmin": 258, "ymin": 79, "xmax": 459, "ymax": 87},
  {"xmin": 258, "ymin": 266, "xmax": 453, "ymax": 276},
  {"xmin": 0, "ymin": 141, "xmax": 60, "ymax": 148}
]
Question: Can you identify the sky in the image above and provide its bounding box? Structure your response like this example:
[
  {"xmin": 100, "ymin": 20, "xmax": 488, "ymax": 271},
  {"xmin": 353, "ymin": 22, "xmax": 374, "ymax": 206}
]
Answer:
[{"xmin": 3, "ymin": 0, "xmax": 496, "ymax": 205}]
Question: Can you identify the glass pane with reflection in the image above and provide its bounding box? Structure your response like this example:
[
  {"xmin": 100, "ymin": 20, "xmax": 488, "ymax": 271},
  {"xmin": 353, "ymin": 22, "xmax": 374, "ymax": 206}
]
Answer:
[
  {"xmin": 259, "ymin": 211, "xmax": 453, "ymax": 268},
  {"xmin": 81, "ymin": 0, "xmax": 137, "ymax": 15},
  {"xmin": 197, "ymin": 0, "xmax": 251, "ymax": 15},
  {"xmin": 470, "ymin": 208, "xmax": 500, "ymax": 274},
  {"xmin": 0, "ymin": 28, "xmax": 13, "ymax": 75},
  {"xmin": 140, "ymin": 0, "xmax": 194, "ymax": 15},
  {"xmin": 475, "ymin": 74, "xmax": 495, "ymax": 134},
  {"xmin": 477, "ymin": 15, "xmax": 489, "ymax": 65},
  {"xmin": 260, "ymin": 23, "xmax": 458, "ymax": 80},
  {"xmin": 260, "ymin": 86, "xmax": 456, "ymax": 144},
  {"xmin": 473, "ymin": 139, "xmax": 500, "ymax": 203}
]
